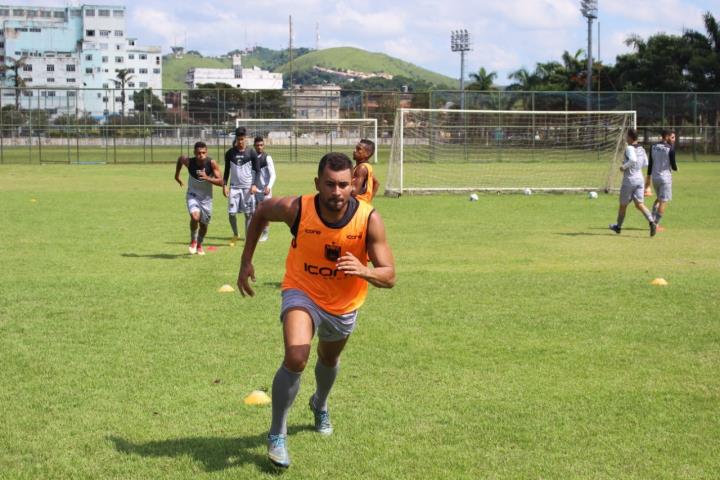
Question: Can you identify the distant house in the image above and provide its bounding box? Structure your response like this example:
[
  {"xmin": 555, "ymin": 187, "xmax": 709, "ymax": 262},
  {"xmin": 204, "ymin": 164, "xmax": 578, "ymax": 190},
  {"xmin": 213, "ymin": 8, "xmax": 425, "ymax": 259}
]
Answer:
[
  {"xmin": 185, "ymin": 54, "xmax": 282, "ymax": 90},
  {"xmin": 284, "ymin": 84, "xmax": 341, "ymax": 120}
]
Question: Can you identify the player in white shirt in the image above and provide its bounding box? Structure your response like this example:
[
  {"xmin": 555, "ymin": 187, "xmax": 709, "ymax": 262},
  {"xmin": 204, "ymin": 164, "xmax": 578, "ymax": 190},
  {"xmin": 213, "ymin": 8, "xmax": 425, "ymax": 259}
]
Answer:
[
  {"xmin": 609, "ymin": 128, "xmax": 657, "ymax": 237},
  {"xmin": 253, "ymin": 136, "xmax": 276, "ymax": 242}
]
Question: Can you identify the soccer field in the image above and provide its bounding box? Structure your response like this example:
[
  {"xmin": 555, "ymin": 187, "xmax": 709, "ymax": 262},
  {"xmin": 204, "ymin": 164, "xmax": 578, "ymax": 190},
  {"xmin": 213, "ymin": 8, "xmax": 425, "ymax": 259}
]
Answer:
[{"xmin": 2, "ymin": 162, "xmax": 719, "ymax": 478}]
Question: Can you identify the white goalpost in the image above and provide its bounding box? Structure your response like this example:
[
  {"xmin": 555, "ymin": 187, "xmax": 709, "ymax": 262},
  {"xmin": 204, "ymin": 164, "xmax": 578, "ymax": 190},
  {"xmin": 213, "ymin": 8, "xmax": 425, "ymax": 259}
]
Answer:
[
  {"xmin": 235, "ymin": 118, "xmax": 378, "ymax": 163},
  {"xmin": 385, "ymin": 108, "xmax": 637, "ymax": 196}
]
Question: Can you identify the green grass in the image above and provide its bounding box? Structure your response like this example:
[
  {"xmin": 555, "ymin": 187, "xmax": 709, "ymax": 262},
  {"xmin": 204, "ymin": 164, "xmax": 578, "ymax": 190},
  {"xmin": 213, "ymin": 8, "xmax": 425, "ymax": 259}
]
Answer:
[
  {"xmin": 275, "ymin": 47, "xmax": 457, "ymax": 87},
  {"xmin": 1, "ymin": 162, "xmax": 719, "ymax": 478}
]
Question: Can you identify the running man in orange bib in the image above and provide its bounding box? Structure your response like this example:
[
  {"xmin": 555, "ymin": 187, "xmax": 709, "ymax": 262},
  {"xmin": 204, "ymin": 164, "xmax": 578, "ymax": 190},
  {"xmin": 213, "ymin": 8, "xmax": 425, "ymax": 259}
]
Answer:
[
  {"xmin": 237, "ymin": 152, "xmax": 396, "ymax": 469},
  {"xmin": 352, "ymin": 139, "xmax": 378, "ymax": 203}
]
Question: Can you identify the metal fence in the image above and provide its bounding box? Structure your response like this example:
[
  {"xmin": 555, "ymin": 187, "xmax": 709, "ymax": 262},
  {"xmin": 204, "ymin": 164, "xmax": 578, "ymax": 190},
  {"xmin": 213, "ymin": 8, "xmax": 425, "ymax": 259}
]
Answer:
[{"xmin": 1, "ymin": 87, "xmax": 719, "ymax": 163}]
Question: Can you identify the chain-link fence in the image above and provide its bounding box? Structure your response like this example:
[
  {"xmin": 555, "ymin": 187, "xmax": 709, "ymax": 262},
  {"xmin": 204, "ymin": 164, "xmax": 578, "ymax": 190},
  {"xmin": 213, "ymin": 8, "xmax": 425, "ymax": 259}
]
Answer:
[{"xmin": 1, "ymin": 87, "xmax": 718, "ymax": 163}]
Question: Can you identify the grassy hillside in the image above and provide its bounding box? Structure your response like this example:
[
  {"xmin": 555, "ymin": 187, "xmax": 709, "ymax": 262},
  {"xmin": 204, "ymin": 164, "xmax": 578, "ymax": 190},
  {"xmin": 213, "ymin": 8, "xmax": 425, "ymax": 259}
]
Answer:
[
  {"xmin": 276, "ymin": 47, "xmax": 457, "ymax": 87},
  {"xmin": 162, "ymin": 54, "xmax": 231, "ymax": 90},
  {"xmin": 163, "ymin": 47, "xmax": 457, "ymax": 90}
]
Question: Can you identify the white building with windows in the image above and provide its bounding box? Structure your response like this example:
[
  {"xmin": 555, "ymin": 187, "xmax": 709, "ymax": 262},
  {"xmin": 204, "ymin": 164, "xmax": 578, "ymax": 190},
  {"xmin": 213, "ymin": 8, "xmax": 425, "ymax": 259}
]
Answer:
[
  {"xmin": 186, "ymin": 54, "xmax": 282, "ymax": 90},
  {"xmin": 0, "ymin": 4, "xmax": 162, "ymax": 119}
]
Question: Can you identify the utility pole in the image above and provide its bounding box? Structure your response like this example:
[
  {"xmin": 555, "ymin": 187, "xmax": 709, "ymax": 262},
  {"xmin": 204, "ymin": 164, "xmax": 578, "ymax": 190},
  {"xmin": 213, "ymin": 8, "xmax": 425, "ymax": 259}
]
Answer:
[
  {"xmin": 288, "ymin": 15, "xmax": 293, "ymax": 89},
  {"xmin": 450, "ymin": 30, "xmax": 471, "ymax": 110},
  {"xmin": 580, "ymin": 0, "xmax": 598, "ymax": 111}
]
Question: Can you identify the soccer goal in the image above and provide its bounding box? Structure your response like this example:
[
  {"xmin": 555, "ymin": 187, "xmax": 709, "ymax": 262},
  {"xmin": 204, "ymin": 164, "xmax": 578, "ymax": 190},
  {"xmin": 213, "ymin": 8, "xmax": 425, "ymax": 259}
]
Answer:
[
  {"xmin": 235, "ymin": 118, "xmax": 378, "ymax": 163},
  {"xmin": 385, "ymin": 108, "xmax": 637, "ymax": 196}
]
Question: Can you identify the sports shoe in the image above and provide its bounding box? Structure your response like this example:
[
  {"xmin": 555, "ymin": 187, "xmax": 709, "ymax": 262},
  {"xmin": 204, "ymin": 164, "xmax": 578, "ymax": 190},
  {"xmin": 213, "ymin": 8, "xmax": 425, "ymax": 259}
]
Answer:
[
  {"xmin": 608, "ymin": 224, "xmax": 621, "ymax": 234},
  {"xmin": 197, "ymin": 244, "xmax": 206, "ymax": 255},
  {"xmin": 267, "ymin": 434, "xmax": 290, "ymax": 468},
  {"xmin": 649, "ymin": 221, "xmax": 657, "ymax": 237},
  {"xmin": 188, "ymin": 240, "xmax": 198, "ymax": 254},
  {"xmin": 259, "ymin": 229, "xmax": 269, "ymax": 242},
  {"xmin": 309, "ymin": 395, "xmax": 333, "ymax": 435}
]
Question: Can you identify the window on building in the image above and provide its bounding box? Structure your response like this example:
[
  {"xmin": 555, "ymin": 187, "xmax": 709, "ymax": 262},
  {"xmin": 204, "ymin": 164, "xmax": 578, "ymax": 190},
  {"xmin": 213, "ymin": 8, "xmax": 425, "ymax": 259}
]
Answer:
[
  {"xmin": 99, "ymin": 10, "xmax": 110, "ymax": 17},
  {"xmin": 100, "ymin": 30, "xmax": 110, "ymax": 37},
  {"xmin": 24, "ymin": 77, "xmax": 32, "ymax": 83},
  {"xmin": 97, "ymin": 93, "xmax": 102, "ymax": 98},
  {"xmin": 127, "ymin": 68, "xmax": 135, "ymax": 73},
  {"xmin": 128, "ymin": 82, "xmax": 135, "ymax": 87},
  {"xmin": 115, "ymin": 96, "xmax": 122, "ymax": 102},
  {"xmin": 128, "ymin": 54, "xmax": 135, "ymax": 60},
  {"xmin": 116, "ymin": 45, "xmax": 122, "ymax": 51},
  {"xmin": 66, "ymin": 64, "xmax": 75, "ymax": 72},
  {"xmin": 27, "ymin": 10, "xmax": 37, "ymax": 17},
  {"xmin": 115, "ymin": 56, "xmax": 123, "ymax": 63},
  {"xmin": 139, "ymin": 54, "xmax": 147, "ymax": 60},
  {"xmin": 47, "ymin": 64, "xmax": 54, "ymax": 72},
  {"xmin": 139, "ymin": 82, "xmax": 147, "ymax": 88},
  {"xmin": 86, "ymin": 30, "xmax": 95, "ymax": 37},
  {"xmin": 156, "ymin": 57, "xmax": 160, "ymax": 65},
  {"xmin": 70, "ymin": 10, "xmax": 81, "ymax": 17},
  {"xmin": 47, "ymin": 78, "xmax": 55, "ymax": 83},
  {"xmin": 0, "ymin": 9, "xmax": 10, "ymax": 16},
  {"xmin": 102, "ymin": 83, "xmax": 108, "ymax": 89},
  {"xmin": 23, "ymin": 90, "xmax": 33, "ymax": 97},
  {"xmin": 68, "ymin": 91, "xmax": 76, "ymax": 97},
  {"xmin": 114, "ymin": 30, "xmax": 123, "ymax": 37},
  {"xmin": 153, "ymin": 68, "xmax": 160, "ymax": 74},
  {"xmin": 85, "ymin": 68, "xmax": 92, "ymax": 74},
  {"xmin": 16, "ymin": 28, "xmax": 28, "ymax": 32},
  {"xmin": 13, "ymin": 9, "xmax": 24, "ymax": 16},
  {"xmin": 113, "ymin": 10, "xmax": 124, "ymax": 17},
  {"xmin": 41, "ymin": 11, "xmax": 51, "ymax": 18},
  {"xmin": 0, "ymin": 43, "xmax": 3, "ymax": 49},
  {"xmin": 53, "ymin": 11, "xmax": 65, "ymax": 19},
  {"xmin": 23, "ymin": 64, "xmax": 32, "ymax": 72},
  {"xmin": 47, "ymin": 91, "xmax": 55, "ymax": 97},
  {"xmin": 139, "ymin": 68, "xmax": 148, "ymax": 74},
  {"xmin": 67, "ymin": 78, "xmax": 75, "ymax": 83},
  {"xmin": 102, "ymin": 56, "xmax": 108, "ymax": 63},
  {"xmin": 29, "ymin": 28, "xmax": 41, "ymax": 33},
  {"xmin": 85, "ymin": 9, "xmax": 94, "ymax": 16}
]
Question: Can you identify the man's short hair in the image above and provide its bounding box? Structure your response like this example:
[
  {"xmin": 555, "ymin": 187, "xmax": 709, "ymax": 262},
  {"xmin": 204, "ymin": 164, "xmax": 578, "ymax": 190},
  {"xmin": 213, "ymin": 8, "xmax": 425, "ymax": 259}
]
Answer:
[
  {"xmin": 661, "ymin": 128, "xmax": 672, "ymax": 139},
  {"xmin": 359, "ymin": 138, "xmax": 375, "ymax": 158},
  {"xmin": 235, "ymin": 127, "xmax": 246, "ymax": 137},
  {"xmin": 318, "ymin": 152, "xmax": 353, "ymax": 177},
  {"xmin": 254, "ymin": 135, "xmax": 264, "ymax": 144},
  {"xmin": 627, "ymin": 128, "xmax": 638, "ymax": 142},
  {"xmin": 194, "ymin": 141, "xmax": 207, "ymax": 151}
]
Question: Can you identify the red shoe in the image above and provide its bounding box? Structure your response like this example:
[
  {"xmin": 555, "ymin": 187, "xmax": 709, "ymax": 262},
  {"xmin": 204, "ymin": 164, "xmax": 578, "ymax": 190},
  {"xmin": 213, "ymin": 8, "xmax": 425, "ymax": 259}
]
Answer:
[
  {"xmin": 188, "ymin": 240, "xmax": 198, "ymax": 254},
  {"xmin": 196, "ymin": 244, "xmax": 205, "ymax": 256}
]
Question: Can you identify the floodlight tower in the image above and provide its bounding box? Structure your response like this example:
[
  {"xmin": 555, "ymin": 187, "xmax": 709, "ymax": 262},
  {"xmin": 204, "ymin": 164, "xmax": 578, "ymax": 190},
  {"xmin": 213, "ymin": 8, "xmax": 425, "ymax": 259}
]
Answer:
[
  {"xmin": 580, "ymin": 0, "xmax": 598, "ymax": 110},
  {"xmin": 451, "ymin": 29, "xmax": 471, "ymax": 110}
]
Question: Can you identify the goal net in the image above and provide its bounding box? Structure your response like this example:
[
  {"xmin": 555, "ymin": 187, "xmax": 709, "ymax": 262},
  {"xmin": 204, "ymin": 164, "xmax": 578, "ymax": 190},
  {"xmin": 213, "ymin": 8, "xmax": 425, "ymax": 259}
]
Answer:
[
  {"xmin": 385, "ymin": 109, "xmax": 636, "ymax": 196},
  {"xmin": 235, "ymin": 118, "xmax": 378, "ymax": 163}
]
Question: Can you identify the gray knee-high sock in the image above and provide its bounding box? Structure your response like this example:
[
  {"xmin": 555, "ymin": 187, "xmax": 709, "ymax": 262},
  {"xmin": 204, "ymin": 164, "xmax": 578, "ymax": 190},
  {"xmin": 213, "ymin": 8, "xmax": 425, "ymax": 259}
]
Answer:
[
  {"xmin": 229, "ymin": 214, "xmax": 238, "ymax": 237},
  {"xmin": 652, "ymin": 203, "xmax": 659, "ymax": 217},
  {"xmin": 313, "ymin": 360, "xmax": 339, "ymax": 411},
  {"xmin": 655, "ymin": 212, "xmax": 663, "ymax": 225},
  {"xmin": 270, "ymin": 365, "xmax": 302, "ymax": 435},
  {"xmin": 244, "ymin": 213, "xmax": 252, "ymax": 237},
  {"xmin": 190, "ymin": 222, "xmax": 198, "ymax": 242},
  {"xmin": 616, "ymin": 212, "xmax": 626, "ymax": 228}
]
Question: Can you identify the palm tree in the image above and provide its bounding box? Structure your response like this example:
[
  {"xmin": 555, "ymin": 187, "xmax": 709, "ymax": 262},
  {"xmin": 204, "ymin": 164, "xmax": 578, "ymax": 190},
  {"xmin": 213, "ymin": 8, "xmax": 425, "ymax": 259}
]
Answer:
[
  {"xmin": 467, "ymin": 67, "xmax": 497, "ymax": 91},
  {"xmin": 0, "ymin": 56, "xmax": 28, "ymax": 110},
  {"xmin": 112, "ymin": 68, "xmax": 134, "ymax": 117},
  {"xmin": 508, "ymin": 67, "xmax": 536, "ymax": 90}
]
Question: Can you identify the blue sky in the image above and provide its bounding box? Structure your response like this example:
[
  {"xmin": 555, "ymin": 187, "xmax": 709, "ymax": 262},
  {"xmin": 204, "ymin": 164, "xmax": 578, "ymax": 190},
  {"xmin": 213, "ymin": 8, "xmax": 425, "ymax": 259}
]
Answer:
[{"xmin": 5, "ymin": 0, "xmax": 717, "ymax": 82}]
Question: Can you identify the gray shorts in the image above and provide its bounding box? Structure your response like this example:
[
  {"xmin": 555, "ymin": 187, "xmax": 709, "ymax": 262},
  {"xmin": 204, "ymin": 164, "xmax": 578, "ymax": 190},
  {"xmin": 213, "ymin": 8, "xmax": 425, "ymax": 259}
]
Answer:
[
  {"xmin": 255, "ymin": 191, "xmax": 272, "ymax": 204},
  {"xmin": 280, "ymin": 289, "xmax": 358, "ymax": 342},
  {"xmin": 619, "ymin": 182, "xmax": 644, "ymax": 205},
  {"xmin": 652, "ymin": 177, "xmax": 672, "ymax": 202},
  {"xmin": 187, "ymin": 194, "xmax": 212, "ymax": 224},
  {"xmin": 228, "ymin": 187, "xmax": 256, "ymax": 214}
]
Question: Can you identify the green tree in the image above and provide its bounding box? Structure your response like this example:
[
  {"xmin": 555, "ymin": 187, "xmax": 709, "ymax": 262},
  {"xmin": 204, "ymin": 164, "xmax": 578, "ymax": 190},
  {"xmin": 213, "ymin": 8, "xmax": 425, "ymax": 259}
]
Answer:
[
  {"xmin": 0, "ymin": 56, "xmax": 28, "ymax": 110},
  {"xmin": 112, "ymin": 68, "xmax": 134, "ymax": 117},
  {"xmin": 466, "ymin": 67, "xmax": 497, "ymax": 90}
]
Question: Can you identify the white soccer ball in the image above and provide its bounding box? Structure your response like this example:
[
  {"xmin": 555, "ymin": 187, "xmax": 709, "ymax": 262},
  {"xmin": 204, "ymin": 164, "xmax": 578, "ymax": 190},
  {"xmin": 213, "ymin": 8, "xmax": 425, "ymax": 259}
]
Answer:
[
  {"xmin": 523, "ymin": 188, "xmax": 532, "ymax": 196},
  {"xmin": 588, "ymin": 191, "xmax": 598, "ymax": 199},
  {"xmin": 469, "ymin": 193, "xmax": 479, "ymax": 202}
]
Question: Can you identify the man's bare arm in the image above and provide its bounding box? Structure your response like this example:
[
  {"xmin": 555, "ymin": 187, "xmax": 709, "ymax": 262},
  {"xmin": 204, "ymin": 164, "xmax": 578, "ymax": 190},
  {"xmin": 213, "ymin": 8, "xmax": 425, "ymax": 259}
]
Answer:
[
  {"xmin": 336, "ymin": 211, "xmax": 395, "ymax": 289},
  {"xmin": 174, "ymin": 155, "xmax": 188, "ymax": 187},
  {"xmin": 237, "ymin": 196, "xmax": 300, "ymax": 297},
  {"xmin": 198, "ymin": 159, "xmax": 224, "ymax": 187},
  {"xmin": 352, "ymin": 164, "xmax": 369, "ymax": 196},
  {"xmin": 371, "ymin": 174, "xmax": 380, "ymax": 197}
]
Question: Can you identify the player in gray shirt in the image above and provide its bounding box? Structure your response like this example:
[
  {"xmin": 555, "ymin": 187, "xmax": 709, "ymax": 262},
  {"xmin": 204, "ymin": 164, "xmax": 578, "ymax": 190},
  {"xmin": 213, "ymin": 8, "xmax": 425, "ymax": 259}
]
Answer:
[
  {"xmin": 253, "ymin": 135, "xmax": 276, "ymax": 242},
  {"xmin": 223, "ymin": 127, "xmax": 261, "ymax": 241},
  {"xmin": 609, "ymin": 128, "xmax": 657, "ymax": 237},
  {"xmin": 645, "ymin": 129, "xmax": 677, "ymax": 231}
]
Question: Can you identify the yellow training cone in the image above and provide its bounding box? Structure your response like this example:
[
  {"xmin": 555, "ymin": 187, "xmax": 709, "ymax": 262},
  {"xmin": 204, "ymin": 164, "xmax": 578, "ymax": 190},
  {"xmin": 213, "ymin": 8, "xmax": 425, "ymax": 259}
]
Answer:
[
  {"xmin": 244, "ymin": 390, "xmax": 271, "ymax": 406},
  {"xmin": 218, "ymin": 284, "xmax": 235, "ymax": 293},
  {"xmin": 650, "ymin": 278, "xmax": 668, "ymax": 286}
]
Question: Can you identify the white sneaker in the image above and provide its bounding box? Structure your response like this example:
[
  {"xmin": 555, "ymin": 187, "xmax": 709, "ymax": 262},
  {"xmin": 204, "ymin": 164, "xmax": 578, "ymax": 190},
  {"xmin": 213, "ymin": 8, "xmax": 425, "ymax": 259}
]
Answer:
[{"xmin": 188, "ymin": 241, "xmax": 198, "ymax": 254}]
